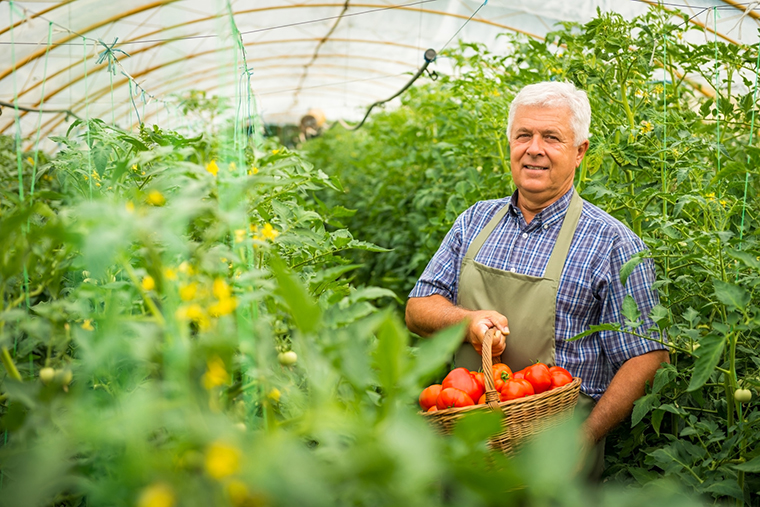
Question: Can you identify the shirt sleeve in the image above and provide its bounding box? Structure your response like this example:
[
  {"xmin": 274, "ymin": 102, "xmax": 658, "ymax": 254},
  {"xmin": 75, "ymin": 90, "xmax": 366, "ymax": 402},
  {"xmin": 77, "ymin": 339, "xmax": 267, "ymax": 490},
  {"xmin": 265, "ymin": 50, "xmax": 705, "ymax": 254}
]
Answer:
[
  {"xmin": 408, "ymin": 209, "xmax": 468, "ymax": 303},
  {"xmin": 597, "ymin": 232, "xmax": 668, "ymax": 370}
]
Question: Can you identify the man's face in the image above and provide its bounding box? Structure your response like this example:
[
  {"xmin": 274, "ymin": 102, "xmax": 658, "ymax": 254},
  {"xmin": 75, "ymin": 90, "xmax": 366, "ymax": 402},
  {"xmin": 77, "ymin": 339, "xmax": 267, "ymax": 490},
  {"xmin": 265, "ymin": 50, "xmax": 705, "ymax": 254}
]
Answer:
[{"xmin": 509, "ymin": 105, "xmax": 588, "ymax": 207}]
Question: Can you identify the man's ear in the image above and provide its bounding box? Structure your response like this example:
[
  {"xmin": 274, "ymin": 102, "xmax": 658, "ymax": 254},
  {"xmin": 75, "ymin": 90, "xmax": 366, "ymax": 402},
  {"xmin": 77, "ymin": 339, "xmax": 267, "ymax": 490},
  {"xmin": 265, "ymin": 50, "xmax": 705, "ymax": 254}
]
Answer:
[{"xmin": 576, "ymin": 140, "xmax": 590, "ymax": 166}]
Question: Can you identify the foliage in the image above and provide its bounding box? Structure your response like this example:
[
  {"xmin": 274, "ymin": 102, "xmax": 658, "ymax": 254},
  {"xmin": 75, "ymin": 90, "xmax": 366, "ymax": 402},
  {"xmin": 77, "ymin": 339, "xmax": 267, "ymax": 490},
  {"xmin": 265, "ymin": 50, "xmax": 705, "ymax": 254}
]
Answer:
[{"xmin": 303, "ymin": 7, "xmax": 760, "ymax": 505}]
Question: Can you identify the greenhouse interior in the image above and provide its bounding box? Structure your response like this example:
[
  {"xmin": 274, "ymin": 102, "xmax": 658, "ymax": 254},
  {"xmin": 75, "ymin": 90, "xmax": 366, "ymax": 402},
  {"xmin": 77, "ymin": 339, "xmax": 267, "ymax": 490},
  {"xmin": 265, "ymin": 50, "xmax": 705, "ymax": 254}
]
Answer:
[{"xmin": 1, "ymin": 0, "xmax": 760, "ymax": 505}]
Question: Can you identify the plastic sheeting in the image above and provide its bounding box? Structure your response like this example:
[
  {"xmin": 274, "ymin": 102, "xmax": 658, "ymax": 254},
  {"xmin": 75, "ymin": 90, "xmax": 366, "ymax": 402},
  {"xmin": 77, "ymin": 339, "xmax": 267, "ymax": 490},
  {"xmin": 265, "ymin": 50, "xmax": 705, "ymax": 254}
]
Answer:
[{"xmin": 1, "ymin": 0, "xmax": 759, "ymax": 147}]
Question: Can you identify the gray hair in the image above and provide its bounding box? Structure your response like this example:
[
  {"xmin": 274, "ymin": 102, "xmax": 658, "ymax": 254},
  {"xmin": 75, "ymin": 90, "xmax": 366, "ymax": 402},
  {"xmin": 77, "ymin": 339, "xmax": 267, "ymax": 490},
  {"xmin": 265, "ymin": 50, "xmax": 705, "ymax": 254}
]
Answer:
[{"xmin": 506, "ymin": 81, "xmax": 591, "ymax": 146}]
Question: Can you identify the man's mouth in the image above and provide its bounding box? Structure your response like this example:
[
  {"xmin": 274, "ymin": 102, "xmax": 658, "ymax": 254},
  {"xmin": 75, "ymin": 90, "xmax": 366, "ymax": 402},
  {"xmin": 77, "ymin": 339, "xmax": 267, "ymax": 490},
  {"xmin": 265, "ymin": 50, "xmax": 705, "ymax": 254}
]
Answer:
[{"xmin": 523, "ymin": 164, "xmax": 548, "ymax": 171}]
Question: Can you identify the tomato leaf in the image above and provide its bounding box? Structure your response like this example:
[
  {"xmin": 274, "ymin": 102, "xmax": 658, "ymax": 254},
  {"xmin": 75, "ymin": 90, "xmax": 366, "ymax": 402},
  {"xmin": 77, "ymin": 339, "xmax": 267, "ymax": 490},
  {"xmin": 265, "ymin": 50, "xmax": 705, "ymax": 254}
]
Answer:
[
  {"xmin": 270, "ymin": 256, "xmax": 321, "ymax": 334},
  {"xmin": 631, "ymin": 393, "xmax": 659, "ymax": 426},
  {"xmin": 622, "ymin": 294, "xmax": 641, "ymax": 325},
  {"xmin": 372, "ymin": 312, "xmax": 409, "ymax": 398},
  {"xmin": 687, "ymin": 334, "xmax": 725, "ymax": 392},
  {"xmin": 567, "ymin": 323, "xmax": 620, "ymax": 341},
  {"xmin": 407, "ymin": 322, "xmax": 466, "ymax": 384},
  {"xmin": 733, "ymin": 455, "xmax": 760, "ymax": 472},
  {"xmin": 451, "ymin": 410, "xmax": 503, "ymax": 446},
  {"xmin": 619, "ymin": 251, "xmax": 648, "ymax": 286},
  {"xmin": 704, "ymin": 479, "xmax": 744, "ymax": 501},
  {"xmin": 712, "ymin": 279, "xmax": 750, "ymax": 310}
]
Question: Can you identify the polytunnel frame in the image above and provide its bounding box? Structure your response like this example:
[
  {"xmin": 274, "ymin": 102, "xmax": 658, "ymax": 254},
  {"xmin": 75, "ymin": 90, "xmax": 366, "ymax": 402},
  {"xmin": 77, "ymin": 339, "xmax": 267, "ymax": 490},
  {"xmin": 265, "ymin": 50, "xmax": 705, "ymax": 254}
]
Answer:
[{"xmin": 0, "ymin": 0, "xmax": 757, "ymax": 145}]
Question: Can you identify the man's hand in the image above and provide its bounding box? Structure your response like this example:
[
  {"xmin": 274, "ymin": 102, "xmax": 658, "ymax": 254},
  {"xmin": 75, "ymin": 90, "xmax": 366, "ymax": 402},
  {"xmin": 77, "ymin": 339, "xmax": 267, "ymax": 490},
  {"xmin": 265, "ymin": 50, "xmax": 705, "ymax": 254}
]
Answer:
[
  {"xmin": 465, "ymin": 311, "xmax": 509, "ymax": 357},
  {"xmin": 582, "ymin": 349, "xmax": 670, "ymax": 443},
  {"xmin": 405, "ymin": 295, "xmax": 508, "ymax": 357}
]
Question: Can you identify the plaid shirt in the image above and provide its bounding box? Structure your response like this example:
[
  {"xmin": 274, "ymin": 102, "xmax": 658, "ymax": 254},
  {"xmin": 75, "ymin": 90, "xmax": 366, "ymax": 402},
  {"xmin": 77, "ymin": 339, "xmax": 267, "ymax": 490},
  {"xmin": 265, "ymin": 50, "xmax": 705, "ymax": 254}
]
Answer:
[{"xmin": 409, "ymin": 188, "xmax": 667, "ymax": 400}]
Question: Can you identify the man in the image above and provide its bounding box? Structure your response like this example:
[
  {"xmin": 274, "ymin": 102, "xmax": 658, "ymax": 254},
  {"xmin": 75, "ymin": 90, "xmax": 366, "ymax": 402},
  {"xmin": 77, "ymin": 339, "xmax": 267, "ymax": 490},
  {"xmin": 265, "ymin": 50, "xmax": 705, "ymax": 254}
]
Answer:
[{"xmin": 405, "ymin": 81, "xmax": 669, "ymax": 476}]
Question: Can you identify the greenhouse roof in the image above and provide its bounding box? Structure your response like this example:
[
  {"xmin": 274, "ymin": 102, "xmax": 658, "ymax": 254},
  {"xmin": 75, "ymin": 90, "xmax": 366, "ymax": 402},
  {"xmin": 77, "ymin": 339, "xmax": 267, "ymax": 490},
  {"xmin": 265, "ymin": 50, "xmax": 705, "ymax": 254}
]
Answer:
[{"xmin": 1, "ymin": 0, "xmax": 759, "ymax": 147}]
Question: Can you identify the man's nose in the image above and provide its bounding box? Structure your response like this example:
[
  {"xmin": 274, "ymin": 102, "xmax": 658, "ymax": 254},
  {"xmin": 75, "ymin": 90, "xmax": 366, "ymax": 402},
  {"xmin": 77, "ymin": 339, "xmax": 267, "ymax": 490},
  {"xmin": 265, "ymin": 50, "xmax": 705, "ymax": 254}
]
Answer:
[{"xmin": 526, "ymin": 135, "xmax": 544, "ymax": 156}]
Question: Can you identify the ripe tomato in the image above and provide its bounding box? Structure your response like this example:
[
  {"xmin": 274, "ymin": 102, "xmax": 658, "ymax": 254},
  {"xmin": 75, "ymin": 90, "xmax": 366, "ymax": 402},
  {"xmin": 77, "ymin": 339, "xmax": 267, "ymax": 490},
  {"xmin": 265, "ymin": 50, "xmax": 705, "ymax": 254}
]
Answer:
[
  {"xmin": 524, "ymin": 362, "xmax": 552, "ymax": 394},
  {"xmin": 436, "ymin": 387, "xmax": 475, "ymax": 409},
  {"xmin": 492, "ymin": 363, "xmax": 513, "ymax": 391},
  {"xmin": 548, "ymin": 366, "xmax": 573, "ymax": 389},
  {"xmin": 419, "ymin": 384, "xmax": 442, "ymax": 411},
  {"xmin": 470, "ymin": 371, "xmax": 486, "ymax": 402},
  {"xmin": 442, "ymin": 368, "xmax": 480, "ymax": 403},
  {"xmin": 478, "ymin": 393, "xmax": 486, "ymax": 404},
  {"xmin": 512, "ymin": 370, "xmax": 525, "ymax": 380},
  {"xmin": 500, "ymin": 378, "xmax": 535, "ymax": 401},
  {"xmin": 427, "ymin": 405, "xmax": 439, "ymax": 413}
]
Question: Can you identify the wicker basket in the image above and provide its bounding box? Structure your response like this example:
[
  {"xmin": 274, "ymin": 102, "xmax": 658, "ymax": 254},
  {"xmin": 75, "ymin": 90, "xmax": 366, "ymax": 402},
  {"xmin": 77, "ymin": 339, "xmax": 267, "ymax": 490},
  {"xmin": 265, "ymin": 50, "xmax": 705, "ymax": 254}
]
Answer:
[{"xmin": 423, "ymin": 328, "xmax": 581, "ymax": 454}]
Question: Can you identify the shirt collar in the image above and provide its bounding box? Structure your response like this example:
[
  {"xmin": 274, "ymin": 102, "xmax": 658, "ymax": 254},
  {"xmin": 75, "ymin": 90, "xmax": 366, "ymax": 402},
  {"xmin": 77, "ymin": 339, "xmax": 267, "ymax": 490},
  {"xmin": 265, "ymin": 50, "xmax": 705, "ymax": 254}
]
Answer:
[{"xmin": 508, "ymin": 186, "xmax": 574, "ymax": 227}]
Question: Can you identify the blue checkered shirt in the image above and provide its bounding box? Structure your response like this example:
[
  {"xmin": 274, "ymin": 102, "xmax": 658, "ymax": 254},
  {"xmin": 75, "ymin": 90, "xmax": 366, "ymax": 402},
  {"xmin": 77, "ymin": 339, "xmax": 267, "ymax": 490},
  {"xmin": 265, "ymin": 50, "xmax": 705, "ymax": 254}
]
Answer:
[{"xmin": 409, "ymin": 187, "xmax": 667, "ymax": 400}]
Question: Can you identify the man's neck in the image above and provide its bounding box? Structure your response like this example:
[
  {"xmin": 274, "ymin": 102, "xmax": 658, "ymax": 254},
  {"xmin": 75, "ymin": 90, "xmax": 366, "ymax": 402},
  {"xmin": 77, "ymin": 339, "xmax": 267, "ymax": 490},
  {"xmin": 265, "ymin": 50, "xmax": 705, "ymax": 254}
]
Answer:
[{"xmin": 515, "ymin": 187, "xmax": 572, "ymax": 224}]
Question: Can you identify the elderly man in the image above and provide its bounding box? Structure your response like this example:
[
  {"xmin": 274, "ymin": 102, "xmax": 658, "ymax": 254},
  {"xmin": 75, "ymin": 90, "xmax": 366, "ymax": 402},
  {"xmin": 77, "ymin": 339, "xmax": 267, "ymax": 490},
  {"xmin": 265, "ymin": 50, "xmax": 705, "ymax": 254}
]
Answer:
[{"xmin": 405, "ymin": 81, "xmax": 669, "ymax": 477}]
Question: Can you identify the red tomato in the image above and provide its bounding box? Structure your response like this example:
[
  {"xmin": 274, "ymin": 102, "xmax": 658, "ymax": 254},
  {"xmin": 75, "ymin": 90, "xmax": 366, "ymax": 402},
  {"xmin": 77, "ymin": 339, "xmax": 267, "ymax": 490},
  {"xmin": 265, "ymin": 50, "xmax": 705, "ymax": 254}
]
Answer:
[
  {"xmin": 442, "ymin": 368, "xmax": 480, "ymax": 403},
  {"xmin": 436, "ymin": 387, "xmax": 475, "ymax": 409},
  {"xmin": 492, "ymin": 363, "xmax": 513, "ymax": 391},
  {"xmin": 548, "ymin": 366, "xmax": 573, "ymax": 389},
  {"xmin": 427, "ymin": 405, "xmax": 438, "ymax": 413},
  {"xmin": 500, "ymin": 378, "xmax": 535, "ymax": 401},
  {"xmin": 478, "ymin": 393, "xmax": 486, "ymax": 404},
  {"xmin": 513, "ymin": 369, "xmax": 525, "ymax": 380},
  {"xmin": 419, "ymin": 384, "xmax": 442, "ymax": 411},
  {"xmin": 470, "ymin": 371, "xmax": 486, "ymax": 402},
  {"xmin": 524, "ymin": 363, "xmax": 552, "ymax": 394}
]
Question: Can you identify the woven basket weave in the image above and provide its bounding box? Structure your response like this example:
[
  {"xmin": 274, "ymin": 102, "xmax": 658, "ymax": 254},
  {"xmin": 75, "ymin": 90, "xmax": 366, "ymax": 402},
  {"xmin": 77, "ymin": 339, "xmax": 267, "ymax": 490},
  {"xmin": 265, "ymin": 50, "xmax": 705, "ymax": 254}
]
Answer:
[{"xmin": 423, "ymin": 328, "xmax": 581, "ymax": 454}]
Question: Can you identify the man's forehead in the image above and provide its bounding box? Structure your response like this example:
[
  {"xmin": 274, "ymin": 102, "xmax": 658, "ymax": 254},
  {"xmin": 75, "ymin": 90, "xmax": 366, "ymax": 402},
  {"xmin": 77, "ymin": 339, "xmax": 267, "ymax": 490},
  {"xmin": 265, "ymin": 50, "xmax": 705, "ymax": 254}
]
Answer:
[{"xmin": 512, "ymin": 105, "xmax": 573, "ymax": 128}]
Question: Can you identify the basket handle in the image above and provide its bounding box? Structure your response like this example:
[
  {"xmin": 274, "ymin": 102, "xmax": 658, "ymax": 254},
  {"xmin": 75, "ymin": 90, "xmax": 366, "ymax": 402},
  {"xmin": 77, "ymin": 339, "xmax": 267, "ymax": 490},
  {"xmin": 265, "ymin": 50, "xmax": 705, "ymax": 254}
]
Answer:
[{"xmin": 481, "ymin": 327, "xmax": 504, "ymax": 410}]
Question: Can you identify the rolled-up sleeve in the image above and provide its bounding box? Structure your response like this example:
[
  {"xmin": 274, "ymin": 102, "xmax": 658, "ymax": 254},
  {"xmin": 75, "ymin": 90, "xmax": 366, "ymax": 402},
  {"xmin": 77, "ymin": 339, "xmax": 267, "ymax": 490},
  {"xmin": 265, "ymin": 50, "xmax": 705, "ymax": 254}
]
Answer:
[
  {"xmin": 598, "ymin": 234, "xmax": 667, "ymax": 370},
  {"xmin": 408, "ymin": 213, "xmax": 466, "ymax": 302}
]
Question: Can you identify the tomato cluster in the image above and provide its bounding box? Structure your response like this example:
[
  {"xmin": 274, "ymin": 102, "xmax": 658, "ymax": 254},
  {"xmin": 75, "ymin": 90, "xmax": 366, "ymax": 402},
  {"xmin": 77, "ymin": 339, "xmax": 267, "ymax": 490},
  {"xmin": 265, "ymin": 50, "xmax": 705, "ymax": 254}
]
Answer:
[{"xmin": 419, "ymin": 362, "xmax": 574, "ymax": 412}]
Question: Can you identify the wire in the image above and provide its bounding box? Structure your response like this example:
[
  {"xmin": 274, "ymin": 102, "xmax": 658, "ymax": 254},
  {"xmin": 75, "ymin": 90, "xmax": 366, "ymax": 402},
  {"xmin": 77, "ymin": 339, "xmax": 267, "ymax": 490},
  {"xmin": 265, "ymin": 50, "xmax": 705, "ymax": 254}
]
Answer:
[
  {"xmin": 0, "ymin": 0, "xmax": 442, "ymax": 47},
  {"xmin": 438, "ymin": 0, "xmax": 488, "ymax": 54}
]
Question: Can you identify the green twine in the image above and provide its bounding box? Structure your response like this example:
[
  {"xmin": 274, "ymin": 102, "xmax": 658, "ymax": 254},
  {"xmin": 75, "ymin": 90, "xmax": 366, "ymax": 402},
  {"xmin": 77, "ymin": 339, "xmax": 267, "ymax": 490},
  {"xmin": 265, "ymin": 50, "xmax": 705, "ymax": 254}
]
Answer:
[
  {"xmin": 83, "ymin": 37, "xmax": 93, "ymax": 200},
  {"xmin": 662, "ymin": 34, "xmax": 668, "ymax": 218},
  {"xmin": 738, "ymin": 46, "xmax": 760, "ymax": 256},
  {"xmin": 30, "ymin": 22, "xmax": 54, "ymax": 195},
  {"xmin": 714, "ymin": 7, "xmax": 721, "ymax": 185}
]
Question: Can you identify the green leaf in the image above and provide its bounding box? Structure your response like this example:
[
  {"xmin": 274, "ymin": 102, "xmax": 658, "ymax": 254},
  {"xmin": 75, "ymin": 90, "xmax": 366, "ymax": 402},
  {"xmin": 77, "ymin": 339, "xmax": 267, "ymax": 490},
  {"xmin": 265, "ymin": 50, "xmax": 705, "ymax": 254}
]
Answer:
[
  {"xmin": 652, "ymin": 409, "xmax": 665, "ymax": 436},
  {"xmin": 270, "ymin": 256, "xmax": 321, "ymax": 334},
  {"xmin": 652, "ymin": 364, "xmax": 677, "ymax": 394},
  {"xmin": 733, "ymin": 455, "xmax": 760, "ymax": 472},
  {"xmin": 372, "ymin": 312, "xmax": 409, "ymax": 396},
  {"xmin": 622, "ymin": 294, "xmax": 641, "ymax": 324},
  {"xmin": 567, "ymin": 323, "xmax": 620, "ymax": 341},
  {"xmin": 407, "ymin": 322, "xmax": 466, "ymax": 384},
  {"xmin": 631, "ymin": 393, "xmax": 659, "ymax": 426},
  {"xmin": 451, "ymin": 409, "xmax": 503, "ymax": 446},
  {"xmin": 704, "ymin": 479, "xmax": 744, "ymax": 501},
  {"xmin": 712, "ymin": 279, "xmax": 750, "ymax": 310},
  {"xmin": 348, "ymin": 286, "xmax": 400, "ymax": 305},
  {"xmin": 687, "ymin": 334, "xmax": 725, "ymax": 392},
  {"xmin": 649, "ymin": 305, "xmax": 669, "ymax": 327},
  {"xmin": 619, "ymin": 251, "xmax": 647, "ymax": 286}
]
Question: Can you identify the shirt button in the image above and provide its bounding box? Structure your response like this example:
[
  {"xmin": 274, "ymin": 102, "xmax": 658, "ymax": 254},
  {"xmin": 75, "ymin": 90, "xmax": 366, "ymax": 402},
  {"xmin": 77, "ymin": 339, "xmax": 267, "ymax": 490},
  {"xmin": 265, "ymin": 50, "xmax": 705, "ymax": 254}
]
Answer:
[
  {"xmin": 521, "ymin": 232, "xmax": 528, "ymax": 239},
  {"xmin": 543, "ymin": 224, "xmax": 548, "ymax": 230},
  {"xmin": 510, "ymin": 268, "xmax": 516, "ymax": 273}
]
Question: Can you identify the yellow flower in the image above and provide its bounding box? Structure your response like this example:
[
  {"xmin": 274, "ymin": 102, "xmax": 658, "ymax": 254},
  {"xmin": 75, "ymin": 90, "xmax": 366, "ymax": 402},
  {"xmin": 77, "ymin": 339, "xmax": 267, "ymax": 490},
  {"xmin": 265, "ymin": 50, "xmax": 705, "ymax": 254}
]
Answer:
[
  {"xmin": 27, "ymin": 157, "xmax": 34, "ymax": 165},
  {"xmin": 229, "ymin": 161, "xmax": 237, "ymax": 172},
  {"xmin": 176, "ymin": 303, "xmax": 209, "ymax": 330},
  {"xmin": 205, "ymin": 440, "xmax": 241, "ymax": 479},
  {"xmin": 271, "ymin": 149, "xmax": 280, "ymax": 155},
  {"xmin": 163, "ymin": 268, "xmax": 177, "ymax": 281},
  {"xmin": 96, "ymin": 182, "xmax": 101, "ymax": 187},
  {"xmin": 234, "ymin": 229, "xmax": 246, "ymax": 243},
  {"xmin": 202, "ymin": 356, "xmax": 230, "ymax": 390},
  {"xmin": 178, "ymin": 261, "xmax": 194, "ymax": 275},
  {"xmin": 132, "ymin": 164, "xmax": 138, "ymax": 172},
  {"xmin": 209, "ymin": 296, "xmax": 237, "ymax": 317},
  {"xmin": 253, "ymin": 223, "xmax": 279, "ymax": 242},
  {"xmin": 91, "ymin": 170, "xmax": 100, "ymax": 181},
  {"xmin": 142, "ymin": 275, "xmax": 156, "ymax": 291},
  {"xmin": 640, "ymin": 121, "xmax": 653, "ymax": 134},
  {"xmin": 267, "ymin": 388, "xmax": 281, "ymax": 403},
  {"xmin": 206, "ymin": 160, "xmax": 219, "ymax": 177},
  {"xmin": 81, "ymin": 319, "xmax": 94, "ymax": 331},
  {"xmin": 147, "ymin": 190, "xmax": 166, "ymax": 206},
  {"xmin": 212, "ymin": 278, "xmax": 231, "ymax": 299},
  {"xmin": 653, "ymin": 84, "xmax": 664, "ymax": 95},
  {"xmin": 137, "ymin": 482, "xmax": 175, "ymax": 507},
  {"xmin": 249, "ymin": 166, "xmax": 259, "ymax": 175},
  {"xmin": 179, "ymin": 282, "xmax": 198, "ymax": 301}
]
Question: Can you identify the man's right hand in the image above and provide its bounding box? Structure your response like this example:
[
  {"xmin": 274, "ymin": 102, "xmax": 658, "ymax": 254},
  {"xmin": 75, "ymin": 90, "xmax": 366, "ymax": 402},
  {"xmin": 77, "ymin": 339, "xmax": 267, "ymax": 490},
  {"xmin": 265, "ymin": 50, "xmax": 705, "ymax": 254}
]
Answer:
[
  {"xmin": 405, "ymin": 294, "xmax": 509, "ymax": 357},
  {"xmin": 465, "ymin": 310, "xmax": 509, "ymax": 357}
]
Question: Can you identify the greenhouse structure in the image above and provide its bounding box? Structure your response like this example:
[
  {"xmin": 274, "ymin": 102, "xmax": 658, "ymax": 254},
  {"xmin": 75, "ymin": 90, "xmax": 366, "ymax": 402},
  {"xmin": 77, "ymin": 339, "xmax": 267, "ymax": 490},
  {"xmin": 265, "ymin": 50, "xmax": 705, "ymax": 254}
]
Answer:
[{"xmin": 1, "ymin": 0, "xmax": 760, "ymax": 506}]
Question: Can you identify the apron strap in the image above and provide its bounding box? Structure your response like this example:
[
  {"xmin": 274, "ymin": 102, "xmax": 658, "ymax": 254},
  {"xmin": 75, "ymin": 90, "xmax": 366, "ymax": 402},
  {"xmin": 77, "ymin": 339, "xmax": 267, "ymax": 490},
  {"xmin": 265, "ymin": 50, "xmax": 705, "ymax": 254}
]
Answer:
[
  {"xmin": 463, "ymin": 201, "xmax": 512, "ymax": 261},
  {"xmin": 544, "ymin": 188, "xmax": 583, "ymax": 280}
]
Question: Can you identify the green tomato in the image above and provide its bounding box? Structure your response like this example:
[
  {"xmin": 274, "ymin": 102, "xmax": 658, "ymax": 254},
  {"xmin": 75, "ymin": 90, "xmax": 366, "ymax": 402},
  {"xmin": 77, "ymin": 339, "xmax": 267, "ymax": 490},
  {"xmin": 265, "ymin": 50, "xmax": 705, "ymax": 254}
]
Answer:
[
  {"xmin": 39, "ymin": 367, "xmax": 55, "ymax": 384},
  {"xmin": 734, "ymin": 388, "xmax": 752, "ymax": 403},
  {"xmin": 278, "ymin": 351, "xmax": 298, "ymax": 366}
]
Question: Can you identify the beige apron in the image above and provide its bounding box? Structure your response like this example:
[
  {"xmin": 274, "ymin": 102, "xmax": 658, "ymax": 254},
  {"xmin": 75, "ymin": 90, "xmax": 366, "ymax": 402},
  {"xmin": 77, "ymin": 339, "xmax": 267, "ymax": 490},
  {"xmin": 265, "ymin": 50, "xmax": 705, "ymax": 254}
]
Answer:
[{"xmin": 454, "ymin": 188, "xmax": 604, "ymax": 480}]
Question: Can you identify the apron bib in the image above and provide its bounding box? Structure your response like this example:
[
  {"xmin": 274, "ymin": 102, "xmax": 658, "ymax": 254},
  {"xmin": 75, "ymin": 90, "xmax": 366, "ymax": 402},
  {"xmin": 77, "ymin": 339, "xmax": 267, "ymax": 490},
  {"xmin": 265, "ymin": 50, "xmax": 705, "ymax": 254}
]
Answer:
[{"xmin": 454, "ymin": 188, "xmax": 583, "ymax": 372}]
